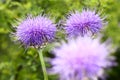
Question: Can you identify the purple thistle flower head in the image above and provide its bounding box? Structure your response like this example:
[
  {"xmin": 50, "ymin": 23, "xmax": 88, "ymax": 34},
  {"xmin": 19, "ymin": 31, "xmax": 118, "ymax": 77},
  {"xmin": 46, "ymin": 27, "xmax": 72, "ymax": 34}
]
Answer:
[
  {"xmin": 50, "ymin": 36, "xmax": 115, "ymax": 80},
  {"xmin": 15, "ymin": 15, "xmax": 56, "ymax": 47},
  {"xmin": 64, "ymin": 9, "xmax": 105, "ymax": 38}
]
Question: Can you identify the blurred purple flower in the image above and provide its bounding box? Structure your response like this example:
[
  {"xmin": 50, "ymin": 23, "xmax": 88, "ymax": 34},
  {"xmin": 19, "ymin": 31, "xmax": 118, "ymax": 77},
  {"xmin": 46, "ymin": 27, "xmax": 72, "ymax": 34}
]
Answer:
[
  {"xmin": 50, "ymin": 36, "xmax": 115, "ymax": 80},
  {"xmin": 15, "ymin": 15, "xmax": 56, "ymax": 47},
  {"xmin": 64, "ymin": 9, "xmax": 105, "ymax": 38}
]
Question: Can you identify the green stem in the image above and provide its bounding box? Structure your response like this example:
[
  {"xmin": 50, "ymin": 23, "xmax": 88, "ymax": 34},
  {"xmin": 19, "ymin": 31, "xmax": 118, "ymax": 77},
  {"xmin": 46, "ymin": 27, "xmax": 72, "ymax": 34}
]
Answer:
[{"xmin": 38, "ymin": 49, "xmax": 48, "ymax": 80}]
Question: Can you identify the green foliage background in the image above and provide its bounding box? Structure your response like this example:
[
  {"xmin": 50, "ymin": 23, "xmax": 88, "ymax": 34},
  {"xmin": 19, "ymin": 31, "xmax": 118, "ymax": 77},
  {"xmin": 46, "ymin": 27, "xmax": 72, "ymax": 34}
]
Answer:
[{"xmin": 0, "ymin": 0, "xmax": 120, "ymax": 80}]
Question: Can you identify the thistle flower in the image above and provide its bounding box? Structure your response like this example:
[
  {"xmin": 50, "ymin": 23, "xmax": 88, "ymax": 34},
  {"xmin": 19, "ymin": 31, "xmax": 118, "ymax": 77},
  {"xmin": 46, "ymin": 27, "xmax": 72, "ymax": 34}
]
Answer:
[
  {"xmin": 50, "ymin": 36, "xmax": 115, "ymax": 80},
  {"xmin": 15, "ymin": 15, "xmax": 56, "ymax": 47},
  {"xmin": 64, "ymin": 9, "xmax": 105, "ymax": 38}
]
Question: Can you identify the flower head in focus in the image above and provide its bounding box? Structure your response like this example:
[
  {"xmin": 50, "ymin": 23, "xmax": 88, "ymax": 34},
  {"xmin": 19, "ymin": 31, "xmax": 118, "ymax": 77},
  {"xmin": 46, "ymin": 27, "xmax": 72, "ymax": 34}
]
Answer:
[
  {"xmin": 50, "ymin": 36, "xmax": 115, "ymax": 80},
  {"xmin": 14, "ymin": 15, "xmax": 56, "ymax": 47},
  {"xmin": 64, "ymin": 9, "xmax": 105, "ymax": 38}
]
